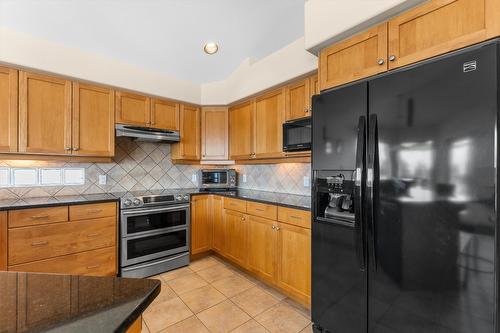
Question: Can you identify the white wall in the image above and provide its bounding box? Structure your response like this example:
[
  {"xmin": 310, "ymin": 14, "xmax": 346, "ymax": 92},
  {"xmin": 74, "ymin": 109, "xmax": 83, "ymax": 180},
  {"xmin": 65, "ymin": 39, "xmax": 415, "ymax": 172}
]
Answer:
[
  {"xmin": 201, "ymin": 37, "xmax": 318, "ymax": 105},
  {"xmin": 304, "ymin": 0, "xmax": 427, "ymax": 55},
  {"xmin": 0, "ymin": 27, "xmax": 201, "ymax": 104}
]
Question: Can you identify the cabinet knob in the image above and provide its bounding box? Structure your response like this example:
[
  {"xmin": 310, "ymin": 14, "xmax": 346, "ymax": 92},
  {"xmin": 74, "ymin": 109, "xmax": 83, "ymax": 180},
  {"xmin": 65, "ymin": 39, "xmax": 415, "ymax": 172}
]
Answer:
[
  {"xmin": 64, "ymin": 147, "xmax": 71, "ymax": 151},
  {"xmin": 276, "ymin": 226, "xmax": 281, "ymax": 231},
  {"xmin": 241, "ymin": 217, "xmax": 245, "ymax": 221},
  {"xmin": 272, "ymin": 225, "xmax": 276, "ymax": 230},
  {"xmin": 72, "ymin": 147, "xmax": 80, "ymax": 151},
  {"xmin": 389, "ymin": 55, "xmax": 396, "ymax": 62},
  {"xmin": 378, "ymin": 59, "xmax": 385, "ymax": 65}
]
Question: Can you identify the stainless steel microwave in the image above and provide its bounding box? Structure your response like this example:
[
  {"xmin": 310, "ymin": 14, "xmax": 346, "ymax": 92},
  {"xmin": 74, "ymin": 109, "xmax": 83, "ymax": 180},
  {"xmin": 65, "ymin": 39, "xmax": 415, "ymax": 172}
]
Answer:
[
  {"xmin": 283, "ymin": 117, "xmax": 312, "ymax": 152},
  {"xmin": 199, "ymin": 169, "xmax": 237, "ymax": 189}
]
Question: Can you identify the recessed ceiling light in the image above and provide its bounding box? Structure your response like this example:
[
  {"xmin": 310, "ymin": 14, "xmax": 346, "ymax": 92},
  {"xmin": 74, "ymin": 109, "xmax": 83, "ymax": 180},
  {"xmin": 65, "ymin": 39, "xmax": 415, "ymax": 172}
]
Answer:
[{"xmin": 203, "ymin": 42, "xmax": 219, "ymax": 55}]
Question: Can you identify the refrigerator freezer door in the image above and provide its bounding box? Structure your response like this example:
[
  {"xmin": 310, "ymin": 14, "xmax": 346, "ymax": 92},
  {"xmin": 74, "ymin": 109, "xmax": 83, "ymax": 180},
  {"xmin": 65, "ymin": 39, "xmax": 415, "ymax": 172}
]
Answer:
[{"xmin": 368, "ymin": 43, "xmax": 498, "ymax": 333}]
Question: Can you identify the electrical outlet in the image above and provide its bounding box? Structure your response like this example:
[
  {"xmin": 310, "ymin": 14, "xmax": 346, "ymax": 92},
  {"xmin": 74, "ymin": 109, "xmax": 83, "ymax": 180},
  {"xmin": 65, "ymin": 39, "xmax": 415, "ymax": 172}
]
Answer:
[
  {"xmin": 242, "ymin": 174, "xmax": 247, "ymax": 183},
  {"xmin": 98, "ymin": 175, "xmax": 107, "ymax": 185},
  {"xmin": 303, "ymin": 176, "xmax": 310, "ymax": 187},
  {"xmin": 191, "ymin": 174, "xmax": 197, "ymax": 182}
]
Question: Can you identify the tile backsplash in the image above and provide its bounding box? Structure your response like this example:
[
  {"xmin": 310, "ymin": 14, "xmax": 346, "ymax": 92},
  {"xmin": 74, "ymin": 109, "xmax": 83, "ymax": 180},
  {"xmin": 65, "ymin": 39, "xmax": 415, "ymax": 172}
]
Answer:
[{"xmin": 0, "ymin": 137, "xmax": 311, "ymax": 200}]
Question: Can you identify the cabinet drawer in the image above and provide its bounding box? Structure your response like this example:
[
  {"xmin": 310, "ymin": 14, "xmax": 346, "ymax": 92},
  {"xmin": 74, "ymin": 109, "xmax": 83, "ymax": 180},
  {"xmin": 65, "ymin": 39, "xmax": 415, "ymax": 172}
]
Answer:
[
  {"xmin": 277, "ymin": 207, "xmax": 311, "ymax": 229},
  {"xmin": 8, "ymin": 206, "xmax": 68, "ymax": 228},
  {"xmin": 223, "ymin": 197, "xmax": 247, "ymax": 213},
  {"xmin": 70, "ymin": 202, "xmax": 116, "ymax": 221},
  {"xmin": 247, "ymin": 201, "xmax": 277, "ymax": 220},
  {"xmin": 9, "ymin": 246, "xmax": 116, "ymax": 276},
  {"xmin": 8, "ymin": 217, "xmax": 116, "ymax": 265}
]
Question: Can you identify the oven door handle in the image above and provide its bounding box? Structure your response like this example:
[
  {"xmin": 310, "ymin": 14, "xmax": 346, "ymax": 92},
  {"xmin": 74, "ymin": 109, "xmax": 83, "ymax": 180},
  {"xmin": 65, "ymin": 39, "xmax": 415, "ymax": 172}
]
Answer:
[{"xmin": 121, "ymin": 204, "xmax": 190, "ymax": 216}]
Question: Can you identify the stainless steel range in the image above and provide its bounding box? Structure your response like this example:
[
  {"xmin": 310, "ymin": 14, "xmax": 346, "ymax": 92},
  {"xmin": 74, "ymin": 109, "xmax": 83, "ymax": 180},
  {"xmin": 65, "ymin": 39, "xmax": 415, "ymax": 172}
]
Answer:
[{"xmin": 118, "ymin": 190, "xmax": 191, "ymax": 278}]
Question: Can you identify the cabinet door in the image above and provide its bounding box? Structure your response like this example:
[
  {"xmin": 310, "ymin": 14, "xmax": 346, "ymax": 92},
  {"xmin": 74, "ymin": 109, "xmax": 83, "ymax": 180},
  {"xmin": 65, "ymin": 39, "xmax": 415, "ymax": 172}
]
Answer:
[
  {"xmin": 172, "ymin": 104, "xmax": 200, "ymax": 160},
  {"xmin": 151, "ymin": 98, "xmax": 179, "ymax": 130},
  {"xmin": 115, "ymin": 91, "xmax": 150, "ymax": 126},
  {"xmin": 229, "ymin": 101, "xmax": 254, "ymax": 160},
  {"xmin": 0, "ymin": 212, "xmax": 6, "ymax": 270},
  {"xmin": 388, "ymin": 0, "xmax": 500, "ymax": 69},
  {"xmin": 319, "ymin": 23, "xmax": 388, "ymax": 90},
  {"xmin": 255, "ymin": 89, "xmax": 285, "ymax": 158},
  {"xmin": 0, "ymin": 67, "xmax": 18, "ymax": 153},
  {"xmin": 247, "ymin": 215, "xmax": 277, "ymax": 283},
  {"xmin": 190, "ymin": 195, "xmax": 212, "ymax": 255},
  {"xmin": 72, "ymin": 83, "xmax": 115, "ymax": 157},
  {"xmin": 285, "ymin": 78, "xmax": 310, "ymax": 121},
  {"xmin": 276, "ymin": 222, "xmax": 311, "ymax": 305},
  {"xmin": 212, "ymin": 195, "xmax": 225, "ymax": 254},
  {"xmin": 19, "ymin": 71, "xmax": 72, "ymax": 154},
  {"xmin": 201, "ymin": 107, "xmax": 228, "ymax": 160},
  {"xmin": 223, "ymin": 209, "xmax": 248, "ymax": 267}
]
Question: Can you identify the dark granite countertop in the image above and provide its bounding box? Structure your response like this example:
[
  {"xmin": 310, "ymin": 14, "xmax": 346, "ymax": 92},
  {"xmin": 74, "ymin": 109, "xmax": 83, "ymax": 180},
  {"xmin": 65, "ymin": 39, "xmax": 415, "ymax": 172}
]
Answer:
[
  {"xmin": 0, "ymin": 271, "xmax": 160, "ymax": 333},
  {"xmin": 192, "ymin": 189, "xmax": 311, "ymax": 211},
  {"xmin": 0, "ymin": 193, "xmax": 119, "ymax": 211}
]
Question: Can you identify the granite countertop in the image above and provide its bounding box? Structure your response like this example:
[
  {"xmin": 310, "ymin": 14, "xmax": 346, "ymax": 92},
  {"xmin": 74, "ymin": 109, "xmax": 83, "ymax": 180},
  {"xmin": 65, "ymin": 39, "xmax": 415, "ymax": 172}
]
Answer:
[
  {"xmin": 0, "ymin": 193, "xmax": 119, "ymax": 211},
  {"xmin": 0, "ymin": 271, "xmax": 160, "ymax": 333},
  {"xmin": 192, "ymin": 189, "xmax": 311, "ymax": 211}
]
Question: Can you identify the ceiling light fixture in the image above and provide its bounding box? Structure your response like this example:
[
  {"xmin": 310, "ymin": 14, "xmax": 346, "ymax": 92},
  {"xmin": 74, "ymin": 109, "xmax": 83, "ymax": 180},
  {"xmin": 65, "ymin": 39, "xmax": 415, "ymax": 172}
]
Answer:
[{"xmin": 203, "ymin": 42, "xmax": 219, "ymax": 55}]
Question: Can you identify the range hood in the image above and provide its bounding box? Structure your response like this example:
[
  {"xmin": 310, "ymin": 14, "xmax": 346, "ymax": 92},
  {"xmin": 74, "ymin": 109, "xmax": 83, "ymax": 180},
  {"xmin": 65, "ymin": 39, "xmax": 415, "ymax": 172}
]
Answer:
[{"xmin": 115, "ymin": 124, "xmax": 180, "ymax": 143}]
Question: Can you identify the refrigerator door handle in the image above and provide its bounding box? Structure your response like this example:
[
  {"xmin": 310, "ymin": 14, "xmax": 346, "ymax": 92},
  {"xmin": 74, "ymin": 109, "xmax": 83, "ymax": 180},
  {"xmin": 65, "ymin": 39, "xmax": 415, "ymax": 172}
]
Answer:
[
  {"xmin": 367, "ymin": 114, "xmax": 378, "ymax": 272},
  {"xmin": 354, "ymin": 116, "xmax": 366, "ymax": 271}
]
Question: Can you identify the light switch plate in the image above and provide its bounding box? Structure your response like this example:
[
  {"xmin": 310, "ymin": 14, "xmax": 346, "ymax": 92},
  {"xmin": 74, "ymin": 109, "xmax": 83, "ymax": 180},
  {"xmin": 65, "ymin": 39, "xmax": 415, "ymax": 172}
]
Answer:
[
  {"xmin": 242, "ymin": 174, "xmax": 247, "ymax": 183},
  {"xmin": 98, "ymin": 175, "xmax": 107, "ymax": 185},
  {"xmin": 303, "ymin": 176, "xmax": 310, "ymax": 187},
  {"xmin": 191, "ymin": 174, "xmax": 197, "ymax": 182}
]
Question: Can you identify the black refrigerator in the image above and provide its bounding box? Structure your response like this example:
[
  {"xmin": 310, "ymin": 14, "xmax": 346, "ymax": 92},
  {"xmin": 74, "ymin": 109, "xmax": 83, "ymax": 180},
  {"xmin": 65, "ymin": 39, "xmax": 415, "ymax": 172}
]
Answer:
[{"xmin": 311, "ymin": 40, "xmax": 499, "ymax": 333}]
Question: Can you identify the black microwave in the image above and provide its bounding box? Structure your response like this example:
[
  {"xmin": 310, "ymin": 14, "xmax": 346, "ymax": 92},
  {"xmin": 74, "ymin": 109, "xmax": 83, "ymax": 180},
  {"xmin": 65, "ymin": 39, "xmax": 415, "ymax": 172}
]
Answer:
[{"xmin": 283, "ymin": 117, "xmax": 312, "ymax": 152}]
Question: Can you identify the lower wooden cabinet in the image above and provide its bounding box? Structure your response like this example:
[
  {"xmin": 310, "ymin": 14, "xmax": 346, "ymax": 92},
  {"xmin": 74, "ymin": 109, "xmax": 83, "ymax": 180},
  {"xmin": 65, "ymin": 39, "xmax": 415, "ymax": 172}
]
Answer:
[
  {"xmin": 223, "ymin": 209, "xmax": 248, "ymax": 267},
  {"xmin": 247, "ymin": 215, "xmax": 276, "ymax": 283},
  {"xmin": 190, "ymin": 195, "xmax": 212, "ymax": 255},
  {"xmin": 212, "ymin": 195, "xmax": 225, "ymax": 254}
]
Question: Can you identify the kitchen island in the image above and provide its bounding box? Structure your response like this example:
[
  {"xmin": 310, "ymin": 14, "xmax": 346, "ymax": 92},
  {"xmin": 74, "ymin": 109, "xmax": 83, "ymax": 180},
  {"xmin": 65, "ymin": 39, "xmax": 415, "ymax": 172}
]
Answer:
[{"xmin": 0, "ymin": 271, "xmax": 160, "ymax": 332}]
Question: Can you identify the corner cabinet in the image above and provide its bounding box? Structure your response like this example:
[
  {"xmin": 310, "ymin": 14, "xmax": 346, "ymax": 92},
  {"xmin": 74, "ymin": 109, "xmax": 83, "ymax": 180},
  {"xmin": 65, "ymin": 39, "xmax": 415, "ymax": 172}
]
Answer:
[
  {"xmin": 229, "ymin": 100, "xmax": 254, "ymax": 160},
  {"xmin": 72, "ymin": 83, "xmax": 115, "ymax": 157},
  {"xmin": 171, "ymin": 104, "xmax": 200, "ymax": 161},
  {"xmin": 0, "ymin": 67, "xmax": 18, "ymax": 153},
  {"xmin": 201, "ymin": 107, "xmax": 229, "ymax": 161}
]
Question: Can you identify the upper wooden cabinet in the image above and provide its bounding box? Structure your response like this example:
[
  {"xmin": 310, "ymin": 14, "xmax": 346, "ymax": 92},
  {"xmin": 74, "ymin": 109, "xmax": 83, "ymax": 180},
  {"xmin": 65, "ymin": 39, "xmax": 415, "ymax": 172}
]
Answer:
[
  {"xmin": 388, "ymin": 0, "xmax": 500, "ymax": 69},
  {"xmin": 201, "ymin": 107, "xmax": 228, "ymax": 161},
  {"xmin": 0, "ymin": 67, "xmax": 18, "ymax": 153},
  {"xmin": 115, "ymin": 91, "xmax": 150, "ymax": 127},
  {"xmin": 151, "ymin": 98, "xmax": 179, "ymax": 130},
  {"xmin": 319, "ymin": 23, "xmax": 388, "ymax": 91},
  {"xmin": 285, "ymin": 75, "xmax": 318, "ymax": 121},
  {"xmin": 254, "ymin": 89, "xmax": 285, "ymax": 158},
  {"xmin": 19, "ymin": 71, "xmax": 72, "ymax": 155},
  {"xmin": 171, "ymin": 104, "xmax": 200, "ymax": 160},
  {"xmin": 72, "ymin": 83, "xmax": 115, "ymax": 157},
  {"xmin": 191, "ymin": 195, "xmax": 212, "ymax": 255},
  {"xmin": 229, "ymin": 100, "xmax": 254, "ymax": 160}
]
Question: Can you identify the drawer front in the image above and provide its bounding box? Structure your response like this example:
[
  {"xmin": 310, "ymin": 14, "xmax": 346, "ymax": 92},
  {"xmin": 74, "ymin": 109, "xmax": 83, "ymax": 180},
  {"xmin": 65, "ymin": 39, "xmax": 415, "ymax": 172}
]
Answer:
[
  {"xmin": 8, "ymin": 217, "xmax": 116, "ymax": 265},
  {"xmin": 9, "ymin": 246, "xmax": 116, "ymax": 276},
  {"xmin": 223, "ymin": 197, "xmax": 247, "ymax": 213},
  {"xmin": 277, "ymin": 207, "xmax": 311, "ymax": 229},
  {"xmin": 9, "ymin": 206, "xmax": 68, "ymax": 228},
  {"xmin": 247, "ymin": 201, "xmax": 277, "ymax": 220},
  {"xmin": 70, "ymin": 202, "xmax": 116, "ymax": 221}
]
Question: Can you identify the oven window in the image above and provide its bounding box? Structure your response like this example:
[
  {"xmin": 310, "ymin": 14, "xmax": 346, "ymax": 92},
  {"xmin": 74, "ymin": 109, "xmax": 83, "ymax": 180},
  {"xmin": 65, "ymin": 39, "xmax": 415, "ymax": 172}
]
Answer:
[
  {"xmin": 127, "ymin": 210, "xmax": 186, "ymax": 234},
  {"xmin": 285, "ymin": 123, "xmax": 311, "ymax": 146},
  {"xmin": 126, "ymin": 230, "xmax": 187, "ymax": 260},
  {"xmin": 202, "ymin": 172, "xmax": 227, "ymax": 184}
]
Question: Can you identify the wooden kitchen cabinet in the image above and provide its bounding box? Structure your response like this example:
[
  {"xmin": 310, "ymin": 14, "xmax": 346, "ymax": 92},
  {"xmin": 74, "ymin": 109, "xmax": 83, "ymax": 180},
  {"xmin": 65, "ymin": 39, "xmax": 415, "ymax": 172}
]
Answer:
[
  {"xmin": 276, "ymin": 221, "xmax": 311, "ymax": 305},
  {"xmin": 223, "ymin": 209, "xmax": 248, "ymax": 268},
  {"xmin": 254, "ymin": 89, "xmax": 285, "ymax": 158},
  {"xmin": 171, "ymin": 104, "xmax": 200, "ymax": 160},
  {"xmin": 388, "ymin": 0, "xmax": 500, "ymax": 69},
  {"xmin": 0, "ymin": 212, "xmax": 6, "ymax": 271},
  {"xmin": 151, "ymin": 98, "xmax": 179, "ymax": 130},
  {"xmin": 19, "ymin": 71, "xmax": 72, "ymax": 155},
  {"xmin": 212, "ymin": 195, "xmax": 225, "ymax": 254},
  {"xmin": 229, "ymin": 100, "xmax": 254, "ymax": 160},
  {"xmin": 190, "ymin": 195, "xmax": 212, "ymax": 255},
  {"xmin": 115, "ymin": 91, "xmax": 150, "ymax": 126},
  {"xmin": 285, "ymin": 74, "xmax": 318, "ymax": 121},
  {"xmin": 72, "ymin": 83, "xmax": 115, "ymax": 157},
  {"xmin": 201, "ymin": 107, "xmax": 229, "ymax": 161},
  {"xmin": 319, "ymin": 23, "xmax": 388, "ymax": 90},
  {"xmin": 0, "ymin": 66, "xmax": 18, "ymax": 153},
  {"xmin": 247, "ymin": 215, "xmax": 277, "ymax": 283}
]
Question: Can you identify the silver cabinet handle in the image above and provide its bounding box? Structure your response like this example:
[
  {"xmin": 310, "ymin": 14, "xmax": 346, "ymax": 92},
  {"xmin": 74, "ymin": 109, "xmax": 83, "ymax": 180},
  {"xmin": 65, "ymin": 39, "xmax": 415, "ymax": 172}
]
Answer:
[
  {"xmin": 31, "ymin": 240, "xmax": 48, "ymax": 247},
  {"xmin": 72, "ymin": 147, "xmax": 80, "ymax": 151},
  {"xmin": 64, "ymin": 147, "xmax": 72, "ymax": 151},
  {"xmin": 272, "ymin": 225, "xmax": 276, "ymax": 229},
  {"xmin": 31, "ymin": 215, "xmax": 49, "ymax": 220},
  {"xmin": 86, "ymin": 233, "xmax": 100, "ymax": 238},
  {"xmin": 87, "ymin": 264, "xmax": 101, "ymax": 269},
  {"xmin": 276, "ymin": 226, "xmax": 281, "ymax": 231},
  {"xmin": 378, "ymin": 59, "xmax": 385, "ymax": 65},
  {"xmin": 389, "ymin": 55, "xmax": 396, "ymax": 62}
]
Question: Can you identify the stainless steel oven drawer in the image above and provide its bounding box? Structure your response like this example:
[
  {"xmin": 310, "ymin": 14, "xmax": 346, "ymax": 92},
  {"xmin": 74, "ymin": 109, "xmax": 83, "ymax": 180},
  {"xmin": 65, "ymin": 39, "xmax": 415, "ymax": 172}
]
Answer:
[{"xmin": 121, "ymin": 252, "xmax": 190, "ymax": 278}]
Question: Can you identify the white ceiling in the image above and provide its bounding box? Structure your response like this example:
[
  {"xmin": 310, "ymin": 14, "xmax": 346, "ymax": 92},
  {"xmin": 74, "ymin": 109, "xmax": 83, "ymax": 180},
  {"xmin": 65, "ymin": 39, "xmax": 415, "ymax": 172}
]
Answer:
[{"xmin": 0, "ymin": 0, "xmax": 305, "ymax": 84}]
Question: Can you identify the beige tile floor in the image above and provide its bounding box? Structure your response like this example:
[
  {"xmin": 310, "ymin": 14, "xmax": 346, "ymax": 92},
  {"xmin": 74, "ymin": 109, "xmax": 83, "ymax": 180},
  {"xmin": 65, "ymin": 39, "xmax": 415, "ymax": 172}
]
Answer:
[{"xmin": 141, "ymin": 255, "xmax": 312, "ymax": 333}]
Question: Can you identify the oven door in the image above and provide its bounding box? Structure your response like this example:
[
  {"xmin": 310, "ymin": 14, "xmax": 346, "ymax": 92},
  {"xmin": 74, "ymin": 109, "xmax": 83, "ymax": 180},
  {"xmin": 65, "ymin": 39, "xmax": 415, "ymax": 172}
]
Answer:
[
  {"xmin": 200, "ymin": 170, "xmax": 229, "ymax": 188},
  {"xmin": 121, "ymin": 204, "xmax": 189, "ymax": 237},
  {"xmin": 121, "ymin": 226, "xmax": 189, "ymax": 266}
]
